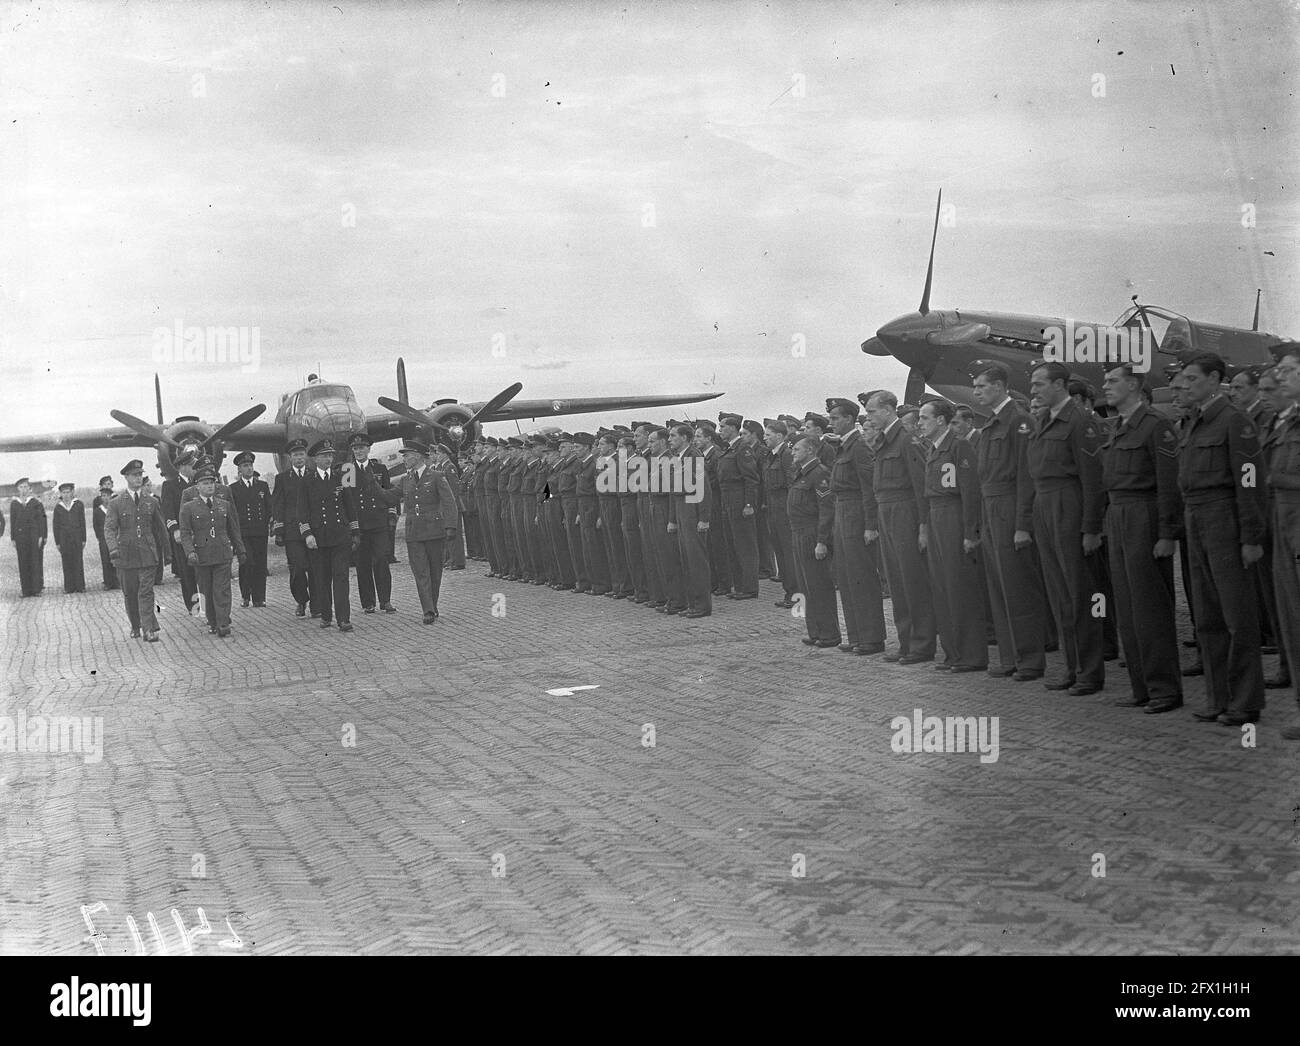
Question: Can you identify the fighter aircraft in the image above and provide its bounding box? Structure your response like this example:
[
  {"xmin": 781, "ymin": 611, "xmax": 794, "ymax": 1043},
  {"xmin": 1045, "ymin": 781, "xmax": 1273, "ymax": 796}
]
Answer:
[
  {"xmin": 0, "ymin": 364, "xmax": 723, "ymax": 474},
  {"xmin": 862, "ymin": 191, "xmax": 1285, "ymax": 411}
]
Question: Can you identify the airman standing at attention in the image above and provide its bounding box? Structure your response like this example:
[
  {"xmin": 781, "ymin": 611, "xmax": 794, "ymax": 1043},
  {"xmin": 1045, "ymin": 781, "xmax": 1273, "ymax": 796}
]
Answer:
[
  {"xmin": 762, "ymin": 420, "xmax": 797, "ymax": 608},
  {"xmin": 554, "ymin": 434, "xmax": 586, "ymax": 592},
  {"xmin": 595, "ymin": 431, "xmax": 629, "ymax": 598},
  {"xmin": 1026, "ymin": 361, "xmax": 1107, "ymax": 695},
  {"xmin": 230, "ymin": 451, "xmax": 272, "ymax": 608},
  {"xmin": 633, "ymin": 424, "xmax": 664, "ymax": 607},
  {"xmin": 787, "ymin": 432, "xmax": 839, "ymax": 648},
  {"xmin": 369, "ymin": 439, "xmax": 459, "ymax": 624},
  {"xmin": 666, "ymin": 423, "xmax": 712, "ymax": 618},
  {"xmin": 479, "ymin": 439, "xmax": 504, "ymax": 577},
  {"xmin": 52, "ymin": 481, "xmax": 87, "ymax": 593},
  {"xmin": 863, "ymin": 390, "xmax": 936, "ymax": 664},
  {"xmin": 1265, "ymin": 344, "xmax": 1300, "ymax": 739},
  {"xmin": 346, "ymin": 434, "xmax": 396, "ymax": 614},
  {"xmin": 435, "ymin": 445, "xmax": 467, "ymax": 572},
  {"xmin": 271, "ymin": 438, "xmax": 316, "ymax": 617},
  {"xmin": 1099, "ymin": 364, "xmax": 1184, "ymax": 713},
  {"xmin": 104, "ymin": 459, "xmax": 168, "ymax": 641},
  {"xmin": 460, "ymin": 447, "xmax": 481, "ymax": 561},
  {"xmin": 573, "ymin": 432, "xmax": 611, "ymax": 595},
  {"xmin": 299, "ymin": 439, "xmax": 360, "ymax": 632},
  {"xmin": 802, "ymin": 411, "xmax": 839, "ymax": 470},
  {"xmin": 1178, "ymin": 353, "xmax": 1267, "ymax": 726},
  {"xmin": 615, "ymin": 434, "xmax": 649, "ymax": 603},
  {"xmin": 495, "ymin": 438, "xmax": 519, "ymax": 579},
  {"xmin": 826, "ymin": 398, "xmax": 886, "ymax": 656},
  {"xmin": 180, "ymin": 466, "xmax": 247, "ymax": 638},
  {"xmin": 9, "ymin": 477, "xmax": 47, "ymax": 597},
  {"xmin": 716, "ymin": 413, "xmax": 760, "ymax": 600},
  {"xmin": 693, "ymin": 418, "xmax": 731, "ymax": 597},
  {"xmin": 540, "ymin": 435, "xmax": 574, "ymax": 590},
  {"xmin": 647, "ymin": 427, "xmax": 685, "ymax": 614},
  {"xmin": 741, "ymin": 420, "xmax": 774, "ymax": 580},
  {"xmin": 92, "ymin": 475, "xmax": 119, "ymax": 590},
  {"xmin": 526, "ymin": 437, "xmax": 553, "ymax": 585}
]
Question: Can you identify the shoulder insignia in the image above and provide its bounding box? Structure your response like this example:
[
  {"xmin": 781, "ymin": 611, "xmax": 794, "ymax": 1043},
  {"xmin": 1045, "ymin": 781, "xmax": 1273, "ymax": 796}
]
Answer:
[
  {"xmin": 959, "ymin": 458, "xmax": 971, "ymax": 468},
  {"xmin": 1240, "ymin": 421, "xmax": 1256, "ymax": 439},
  {"xmin": 1161, "ymin": 429, "xmax": 1176, "ymax": 443},
  {"xmin": 1017, "ymin": 422, "xmax": 1031, "ymax": 435},
  {"xmin": 1084, "ymin": 426, "xmax": 1096, "ymax": 438}
]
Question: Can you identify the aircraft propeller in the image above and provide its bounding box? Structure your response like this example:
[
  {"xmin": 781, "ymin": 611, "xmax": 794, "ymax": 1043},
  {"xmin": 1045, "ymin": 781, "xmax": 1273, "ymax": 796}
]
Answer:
[
  {"xmin": 110, "ymin": 376, "xmax": 268, "ymax": 470},
  {"xmin": 378, "ymin": 378, "xmax": 524, "ymax": 474}
]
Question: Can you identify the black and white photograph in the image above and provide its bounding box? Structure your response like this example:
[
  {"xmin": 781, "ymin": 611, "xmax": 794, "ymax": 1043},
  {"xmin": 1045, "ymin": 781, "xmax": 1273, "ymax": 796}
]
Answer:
[{"xmin": 1, "ymin": 0, "xmax": 1297, "ymax": 997}]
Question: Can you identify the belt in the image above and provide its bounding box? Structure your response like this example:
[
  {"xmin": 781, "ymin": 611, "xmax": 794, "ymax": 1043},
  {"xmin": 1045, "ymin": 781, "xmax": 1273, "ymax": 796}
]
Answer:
[
  {"xmin": 1106, "ymin": 490, "xmax": 1157, "ymax": 503},
  {"xmin": 1181, "ymin": 488, "xmax": 1236, "ymax": 505}
]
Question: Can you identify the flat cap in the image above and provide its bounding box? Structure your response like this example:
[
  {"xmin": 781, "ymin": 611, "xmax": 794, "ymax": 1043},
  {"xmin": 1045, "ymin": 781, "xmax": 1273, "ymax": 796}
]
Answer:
[
  {"xmin": 58, "ymin": 481, "xmax": 75, "ymax": 492},
  {"xmin": 307, "ymin": 439, "xmax": 336, "ymax": 457},
  {"xmin": 233, "ymin": 450, "xmax": 255, "ymax": 466},
  {"xmin": 401, "ymin": 439, "xmax": 430, "ymax": 456},
  {"xmin": 284, "ymin": 438, "xmax": 309, "ymax": 454},
  {"xmin": 119, "ymin": 460, "xmax": 144, "ymax": 476}
]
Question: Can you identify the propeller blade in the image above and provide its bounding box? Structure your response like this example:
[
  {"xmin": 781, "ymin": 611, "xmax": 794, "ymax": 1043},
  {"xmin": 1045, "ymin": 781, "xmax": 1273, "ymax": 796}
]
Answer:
[
  {"xmin": 397, "ymin": 357, "xmax": 409, "ymax": 405},
  {"xmin": 466, "ymin": 382, "xmax": 524, "ymax": 427},
  {"xmin": 377, "ymin": 396, "xmax": 450, "ymax": 435},
  {"xmin": 202, "ymin": 404, "xmax": 268, "ymax": 448},
  {"xmin": 110, "ymin": 409, "xmax": 182, "ymax": 447},
  {"xmin": 918, "ymin": 189, "xmax": 942, "ymax": 316},
  {"xmin": 155, "ymin": 374, "xmax": 165, "ymax": 426},
  {"xmin": 926, "ymin": 322, "xmax": 990, "ymax": 346},
  {"xmin": 904, "ymin": 368, "xmax": 928, "ymax": 406}
]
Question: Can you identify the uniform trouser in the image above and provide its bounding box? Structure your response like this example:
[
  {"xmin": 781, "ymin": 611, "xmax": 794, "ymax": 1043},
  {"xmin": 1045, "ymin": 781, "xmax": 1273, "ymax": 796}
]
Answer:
[
  {"xmin": 355, "ymin": 528, "xmax": 392, "ymax": 608},
  {"xmin": 312, "ymin": 542, "xmax": 352, "ymax": 624},
  {"xmin": 1184, "ymin": 498, "xmax": 1264, "ymax": 715},
  {"xmin": 877, "ymin": 498, "xmax": 937, "ymax": 657},
  {"xmin": 756, "ymin": 505, "xmax": 772, "ymax": 575},
  {"xmin": 408, "ymin": 537, "xmax": 446, "ymax": 614},
  {"xmin": 1272, "ymin": 496, "xmax": 1300, "ymax": 706},
  {"xmin": 463, "ymin": 510, "xmax": 481, "ymax": 558},
  {"xmin": 981, "ymin": 493, "xmax": 1046, "ymax": 674},
  {"xmin": 721, "ymin": 489, "xmax": 759, "ymax": 595},
  {"xmin": 674, "ymin": 506, "xmax": 712, "ymax": 614},
  {"xmin": 386, "ymin": 517, "xmax": 399, "ymax": 562},
  {"xmin": 791, "ymin": 525, "xmax": 840, "ymax": 642},
  {"xmin": 1029, "ymin": 542, "xmax": 1058, "ymax": 650},
  {"xmin": 15, "ymin": 536, "xmax": 42, "ymax": 595},
  {"xmin": 1033, "ymin": 484, "xmax": 1105, "ymax": 686},
  {"xmin": 766, "ymin": 496, "xmax": 797, "ymax": 598},
  {"xmin": 563, "ymin": 499, "xmax": 587, "ymax": 589},
  {"xmin": 444, "ymin": 514, "xmax": 467, "ymax": 569},
  {"xmin": 195, "ymin": 561, "xmax": 233, "ymax": 629},
  {"xmin": 708, "ymin": 492, "xmax": 732, "ymax": 592},
  {"xmin": 545, "ymin": 501, "xmax": 573, "ymax": 585},
  {"xmin": 496, "ymin": 499, "xmax": 515, "ymax": 574},
  {"xmin": 120, "ymin": 565, "xmax": 158, "ymax": 632},
  {"xmin": 1090, "ymin": 537, "xmax": 1120, "ymax": 659},
  {"xmin": 169, "ymin": 535, "xmax": 197, "ymax": 607},
  {"xmin": 239, "ymin": 534, "xmax": 268, "ymax": 603},
  {"xmin": 637, "ymin": 495, "xmax": 661, "ymax": 603},
  {"xmin": 59, "ymin": 542, "xmax": 85, "ymax": 592},
  {"xmin": 832, "ymin": 499, "xmax": 885, "ymax": 647},
  {"xmin": 1256, "ymin": 515, "xmax": 1289, "ymax": 676},
  {"xmin": 511, "ymin": 498, "xmax": 533, "ymax": 577},
  {"xmin": 928, "ymin": 499, "xmax": 989, "ymax": 669},
  {"xmin": 525, "ymin": 507, "xmax": 547, "ymax": 581},
  {"xmin": 1105, "ymin": 498, "xmax": 1181, "ymax": 704},
  {"xmin": 483, "ymin": 496, "xmax": 503, "ymax": 573},
  {"xmin": 621, "ymin": 501, "xmax": 648, "ymax": 599},
  {"xmin": 97, "ymin": 536, "xmax": 118, "ymax": 588},
  {"xmin": 649, "ymin": 498, "xmax": 685, "ymax": 610},
  {"xmin": 599, "ymin": 498, "xmax": 628, "ymax": 594},
  {"xmin": 284, "ymin": 538, "xmax": 313, "ymax": 610},
  {"xmin": 579, "ymin": 498, "xmax": 611, "ymax": 593}
]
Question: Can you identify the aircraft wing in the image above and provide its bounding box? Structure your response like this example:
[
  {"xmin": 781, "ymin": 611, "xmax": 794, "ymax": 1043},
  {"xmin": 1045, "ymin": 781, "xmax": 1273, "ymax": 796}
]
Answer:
[
  {"xmin": 0, "ymin": 426, "xmax": 158, "ymax": 454},
  {"xmin": 466, "ymin": 391, "xmax": 724, "ymax": 422}
]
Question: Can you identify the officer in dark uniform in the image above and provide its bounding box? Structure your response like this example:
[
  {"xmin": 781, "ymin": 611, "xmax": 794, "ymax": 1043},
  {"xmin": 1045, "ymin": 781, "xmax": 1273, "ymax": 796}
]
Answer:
[
  {"xmin": 1100, "ymin": 364, "xmax": 1184, "ymax": 713},
  {"xmin": 549, "ymin": 435, "xmax": 582, "ymax": 592},
  {"xmin": 1266, "ymin": 344, "xmax": 1300, "ymax": 739},
  {"xmin": 787, "ymin": 432, "xmax": 839, "ymax": 647},
  {"xmin": 52, "ymin": 482, "xmax": 86, "ymax": 593},
  {"xmin": 969, "ymin": 363, "xmax": 1047, "ymax": 680},
  {"xmin": 595, "ymin": 430, "xmax": 629, "ymax": 597},
  {"xmin": 161, "ymin": 455, "xmax": 200, "ymax": 612},
  {"xmin": 299, "ymin": 438, "xmax": 359, "ymax": 632},
  {"xmin": 92, "ymin": 475, "xmax": 119, "ymax": 590},
  {"xmin": 647, "ymin": 427, "xmax": 685, "ymax": 613},
  {"xmin": 504, "ymin": 437, "xmax": 529, "ymax": 580},
  {"xmin": 434, "ymin": 446, "xmax": 467, "ymax": 572},
  {"xmin": 460, "ymin": 448, "xmax": 481, "ymax": 561},
  {"xmin": 614, "ymin": 434, "xmax": 648, "ymax": 602},
  {"xmin": 180, "ymin": 466, "xmax": 247, "ymax": 637},
  {"xmin": 346, "ymin": 434, "xmax": 395, "ymax": 613},
  {"xmin": 525, "ymin": 437, "xmax": 552, "ymax": 584},
  {"xmin": 479, "ymin": 439, "xmax": 504, "ymax": 577},
  {"xmin": 716, "ymin": 413, "xmax": 760, "ymax": 599},
  {"xmin": 9, "ymin": 477, "xmax": 46, "ymax": 597},
  {"xmin": 826, "ymin": 398, "xmax": 887, "ymax": 655},
  {"xmin": 104, "ymin": 459, "xmax": 168, "ymax": 640},
  {"xmin": 271, "ymin": 438, "xmax": 316, "ymax": 616},
  {"xmin": 631, "ymin": 424, "xmax": 663, "ymax": 606},
  {"xmin": 665, "ymin": 424, "xmax": 712, "ymax": 616},
  {"xmin": 494, "ymin": 438, "xmax": 518, "ymax": 578},
  {"xmin": 762, "ymin": 419, "xmax": 797, "ymax": 607},
  {"xmin": 1027, "ymin": 361, "xmax": 1106, "ymax": 695},
  {"xmin": 916, "ymin": 400, "xmax": 987, "ymax": 672},
  {"xmin": 573, "ymin": 432, "xmax": 610, "ymax": 595},
  {"xmin": 741, "ymin": 420, "xmax": 773, "ymax": 579},
  {"xmin": 862, "ymin": 391, "xmax": 936, "ymax": 663},
  {"xmin": 693, "ymin": 419, "xmax": 731, "ymax": 596},
  {"xmin": 1178, "ymin": 353, "xmax": 1267, "ymax": 725},
  {"xmin": 540, "ymin": 435, "xmax": 574, "ymax": 590},
  {"xmin": 229, "ymin": 451, "xmax": 272, "ymax": 607}
]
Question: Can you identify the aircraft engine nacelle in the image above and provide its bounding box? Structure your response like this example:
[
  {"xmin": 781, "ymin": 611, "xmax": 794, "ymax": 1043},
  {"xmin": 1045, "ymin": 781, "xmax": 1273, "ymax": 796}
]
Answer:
[
  {"xmin": 155, "ymin": 421, "xmax": 224, "ymax": 475},
  {"xmin": 422, "ymin": 403, "xmax": 481, "ymax": 449}
]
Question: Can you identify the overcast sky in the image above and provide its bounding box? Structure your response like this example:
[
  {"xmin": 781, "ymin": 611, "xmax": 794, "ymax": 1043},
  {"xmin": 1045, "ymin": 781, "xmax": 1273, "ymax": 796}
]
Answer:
[{"xmin": 1, "ymin": 0, "xmax": 1295, "ymax": 482}]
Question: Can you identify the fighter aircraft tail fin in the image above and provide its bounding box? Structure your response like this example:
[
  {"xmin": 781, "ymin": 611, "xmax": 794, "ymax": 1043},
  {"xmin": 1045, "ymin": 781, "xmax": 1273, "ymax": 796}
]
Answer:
[{"xmin": 397, "ymin": 357, "xmax": 409, "ymax": 405}]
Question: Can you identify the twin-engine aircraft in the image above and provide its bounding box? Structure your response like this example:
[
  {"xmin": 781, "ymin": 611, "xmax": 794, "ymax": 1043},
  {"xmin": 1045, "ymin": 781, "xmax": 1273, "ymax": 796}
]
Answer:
[
  {"xmin": 0, "ymin": 359, "xmax": 722, "ymax": 475},
  {"xmin": 862, "ymin": 192, "xmax": 1285, "ymax": 411}
]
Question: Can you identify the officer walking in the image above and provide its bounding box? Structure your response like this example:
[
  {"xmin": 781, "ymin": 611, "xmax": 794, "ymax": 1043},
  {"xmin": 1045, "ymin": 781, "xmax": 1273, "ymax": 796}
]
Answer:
[
  {"xmin": 787, "ymin": 432, "xmax": 840, "ymax": 648},
  {"xmin": 1178, "ymin": 353, "xmax": 1267, "ymax": 725},
  {"xmin": 180, "ymin": 466, "xmax": 247, "ymax": 637},
  {"xmin": 300, "ymin": 439, "xmax": 359, "ymax": 631},
  {"xmin": 161, "ymin": 455, "xmax": 200, "ymax": 613},
  {"xmin": 104, "ymin": 459, "xmax": 168, "ymax": 641},
  {"xmin": 52, "ymin": 482, "xmax": 87, "ymax": 593},
  {"xmin": 271, "ymin": 438, "xmax": 316, "ymax": 617},
  {"xmin": 230, "ymin": 451, "xmax": 272, "ymax": 607},
  {"xmin": 1100, "ymin": 364, "xmax": 1184, "ymax": 713},
  {"xmin": 92, "ymin": 475, "xmax": 119, "ymax": 590},
  {"xmin": 370, "ymin": 439, "xmax": 458, "ymax": 623},
  {"xmin": 347, "ymin": 434, "xmax": 396, "ymax": 613},
  {"xmin": 9, "ymin": 477, "xmax": 47, "ymax": 597}
]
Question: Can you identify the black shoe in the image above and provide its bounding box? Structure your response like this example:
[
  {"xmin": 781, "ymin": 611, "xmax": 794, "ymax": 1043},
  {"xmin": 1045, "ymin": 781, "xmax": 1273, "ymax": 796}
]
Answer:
[
  {"xmin": 1044, "ymin": 642, "xmax": 1059, "ymax": 653},
  {"xmin": 217, "ymin": 626, "xmax": 231, "ymax": 638},
  {"xmin": 1182, "ymin": 662, "xmax": 1204, "ymax": 677},
  {"xmin": 882, "ymin": 651, "xmax": 902, "ymax": 662},
  {"xmin": 814, "ymin": 639, "xmax": 839, "ymax": 648},
  {"xmin": 295, "ymin": 603, "xmax": 306, "ymax": 617},
  {"xmin": 933, "ymin": 664, "xmax": 952, "ymax": 672},
  {"xmin": 130, "ymin": 628, "xmax": 141, "ymax": 639},
  {"xmin": 422, "ymin": 612, "xmax": 436, "ymax": 624},
  {"xmin": 1261, "ymin": 645, "xmax": 1278, "ymax": 656},
  {"xmin": 1182, "ymin": 638, "xmax": 1198, "ymax": 648},
  {"xmin": 898, "ymin": 653, "xmax": 933, "ymax": 665},
  {"xmin": 1265, "ymin": 675, "xmax": 1291, "ymax": 689},
  {"xmin": 801, "ymin": 637, "xmax": 818, "ymax": 646},
  {"xmin": 665, "ymin": 607, "xmax": 681, "ymax": 615},
  {"xmin": 253, "ymin": 602, "xmax": 266, "ymax": 608},
  {"xmin": 855, "ymin": 643, "xmax": 885, "ymax": 656},
  {"xmin": 732, "ymin": 592, "xmax": 757, "ymax": 601},
  {"xmin": 363, "ymin": 606, "xmax": 376, "ymax": 614},
  {"xmin": 142, "ymin": 631, "xmax": 159, "ymax": 643},
  {"xmin": 1012, "ymin": 671, "xmax": 1043, "ymax": 682},
  {"xmin": 1144, "ymin": 699, "xmax": 1183, "ymax": 714},
  {"xmin": 1191, "ymin": 710, "xmax": 1222, "ymax": 722},
  {"xmin": 319, "ymin": 618, "xmax": 332, "ymax": 628},
  {"xmin": 1044, "ymin": 677, "xmax": 1077, "ymax": 691},
  {"xmin": 381, "ymin": 603, "xmax": 396, "ymax": 613},
  {"xmin": 988, "ymin": 667, "xmax": 1016, "ymax": 678},
  {"xmin": 838, "ymin": 644, "xmax": 856, "ymax": 652},
  {"xmin": 241, "ymin": 598, "xmax": 250, "ymax": 608},
  {"xmin": 1068, "ymin": 683, "xmax": 1102, "ymax": 696},
  {"xmin": 311, "ymin": 611, "xmax": 321, "ymax": 619},
  {"xmin": 1113, "ymin": 696, "xmax": 1147, "ymax": 707},
  {"xmin": 950, "ymin": 665, "xmax": 985, "ymax": 674},
  {"xmin": 338, "ymin": 622, "xmax": 353, "ymax": 633},
  {"xmin": 775, "ymin": 599, "xmax": 794, "ymax": 608},
  {"xmin": 209, "ymin": 625, "xmax": 218, "ymax": 634},
  {"xmin": 1218, "ymin": 711, "xmax": 1259, "ymax": 726},
  {"xmin": 682, "ymin": 609, "xmax": 710, "ymax": 618}
]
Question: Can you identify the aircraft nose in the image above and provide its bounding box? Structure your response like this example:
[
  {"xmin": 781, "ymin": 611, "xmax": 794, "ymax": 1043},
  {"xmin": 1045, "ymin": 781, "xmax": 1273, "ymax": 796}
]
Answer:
[
  {"xmin": 861, "ymin": 336, "xmax": 891, "ymax": 356},
  {"xmin": 877, "ymin": 312, "xmax": 931, "ymax": 343}
]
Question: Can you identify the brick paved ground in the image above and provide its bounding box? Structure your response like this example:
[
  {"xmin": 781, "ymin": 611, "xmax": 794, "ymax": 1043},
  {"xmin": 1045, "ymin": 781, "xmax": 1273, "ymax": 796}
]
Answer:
[{"xmin": 1, "ymin": 538, "xmax": 1296, "ymax": 955}]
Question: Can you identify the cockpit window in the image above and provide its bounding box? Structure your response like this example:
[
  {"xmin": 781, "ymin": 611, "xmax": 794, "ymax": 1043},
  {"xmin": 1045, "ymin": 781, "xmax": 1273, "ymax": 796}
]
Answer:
[
  {"xmin": 1112, "ymin": 305, "xmax": 1185, "ymax": 354},
  {"xmin": 294, "ymin": 384, "xmax": 349, "ymax": 409}
]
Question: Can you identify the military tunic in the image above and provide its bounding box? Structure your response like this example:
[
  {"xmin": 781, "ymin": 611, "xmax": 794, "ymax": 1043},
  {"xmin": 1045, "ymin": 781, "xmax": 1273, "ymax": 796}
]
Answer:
[
  {"xmin": 924, "ymin": 429, "xmax": 987, "ymax": 669},
  {"xmin": 230, "ymin": 475, "xmax": 273, "ymax": 605},
  {"xmin": 830, "ymin": 429, "xmax": 885, "ymax": 649},
  {"xmin": 787, "ymin": 460, "xmax": 839, "ymax": 644},
  {"xmin": 52, "ymin": 499, "xmax": 87, "ymax": 593},
  {"xmin": 104, "ymin": 489, "xmax": 168, "ymax": 633}
]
